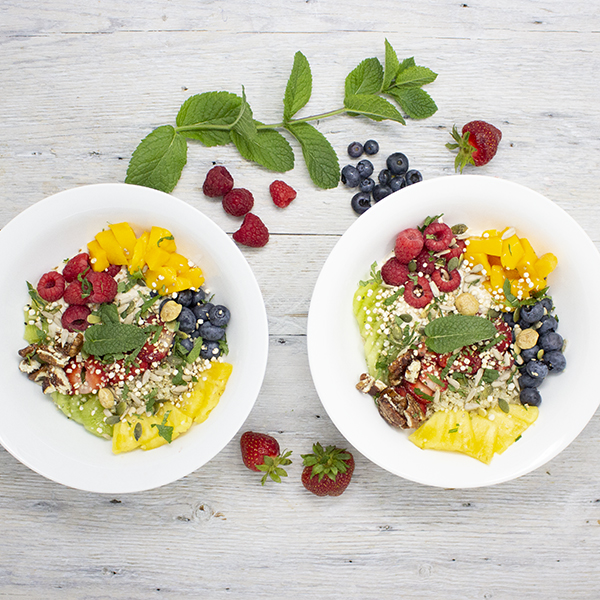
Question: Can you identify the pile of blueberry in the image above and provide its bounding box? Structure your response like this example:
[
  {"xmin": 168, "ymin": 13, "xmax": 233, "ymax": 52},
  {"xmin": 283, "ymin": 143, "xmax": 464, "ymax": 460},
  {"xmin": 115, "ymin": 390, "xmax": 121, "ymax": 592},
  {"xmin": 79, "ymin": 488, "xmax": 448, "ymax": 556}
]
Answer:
[
  {"xmin": 503, "ymin": 296, "xmax": 566, "ymax": 407},
  {"xmin": 341, "ymin": 140, "xmax": 423, "ymax": 215},
  {"xmin": 160, "ymin": 288, "xmax": 230, "ymax": 360}
]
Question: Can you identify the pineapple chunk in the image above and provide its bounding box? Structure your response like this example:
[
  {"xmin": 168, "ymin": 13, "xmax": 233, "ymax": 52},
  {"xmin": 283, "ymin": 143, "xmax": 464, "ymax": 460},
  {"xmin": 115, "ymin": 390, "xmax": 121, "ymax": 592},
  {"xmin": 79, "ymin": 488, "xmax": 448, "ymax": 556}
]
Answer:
[
  {"xmin": 465, "ymin": 414, "xmax": 498, "ymax": 464},
  {"xmin": 488, "ymin": 405, "xmax": 538, "ymax": 454}
]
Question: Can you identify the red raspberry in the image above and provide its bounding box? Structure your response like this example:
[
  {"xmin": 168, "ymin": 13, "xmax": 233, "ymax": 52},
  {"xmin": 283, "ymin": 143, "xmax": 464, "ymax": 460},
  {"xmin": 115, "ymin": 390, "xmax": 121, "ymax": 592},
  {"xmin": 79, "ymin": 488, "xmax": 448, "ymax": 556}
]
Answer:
[
  {"xmin": 394, "ymin": 228, "xmax": 424, "ymax": 264},
  {"xmin": 232, "ymin": 213, "xmax": 269, "ymax": 248},
  {"xmin": 203, "ymin": 166, "xmax": 234, "ymax": 198},
  {"xmin": 451, "ymin": 350, "xmax": 482, "ymax": 376},
  {"xmin": 493, "ymin": 318, "xmax": 513, "ymax": 353},
  {"xmin": 444, "ymin": 239, "xmax": 466, "ymax": 262},
  {"xmin": 403, "ymin": 276, "xmax": 433, "ymax": 308},
  {"xmin": 62, "ymin": 253, "xmax": 91, "ymax": 283},
  {"xmin": 222, "ymin": 188, "xmax": 254, "ymax": 217},
  {"xmin": 414, "ymin": 250, "xmax": 436, "ymax": 275},
  {"xmin": 87, "ymin": 271, "xmax": 118, "ymax": 304},
  {"xmin": 381, "ymin": 257, "xmax": 409, "ymax": 286},
  {"xmin": 64, "ymin": 279, "xmax": 92, "ymax": 305},
  {"xmin": 105, "ymin": 264, "xmax": 122, "ymax": 277},
  {"xmin": 270, "ymin": 180, "xmax": 297, "ymax": 208},
  {"xmin": 423, "ymin": 222, "xmax": 454, "ymax": 252},
  {"xmin": 431, "ymin": 268, "xmax": 461, "ymax": 292},
  {"xmin": 37, "ymin": 271, "xmax": 66, "ymax": 302},
  {"xmin": 61, "ymin": 305, "xmax": 92, "ymax": 332}
]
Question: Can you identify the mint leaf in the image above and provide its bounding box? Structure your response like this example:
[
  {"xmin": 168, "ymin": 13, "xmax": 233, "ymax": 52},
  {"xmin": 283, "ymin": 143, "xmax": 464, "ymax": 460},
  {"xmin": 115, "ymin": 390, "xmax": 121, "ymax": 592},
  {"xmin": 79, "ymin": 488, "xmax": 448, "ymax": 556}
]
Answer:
[
  {"xmin": 231, "ymin": 124, "xmax": 294, "ymax": 172},
  {"xmin": 387, "ymin": 87, "xmax": 438, "ymax": 119},
  {"xmin": 125, "ymin": 125, "xmax": 187, "ymax": 193},
  {"xmin": 423, "ymin": 315, "xmax": 497, "ymax": 354},
  {"xmin": 176, "ymin": 91, "xmax": 241, "ymax": 146},
  {"xmin": 286, "ymin": 122, "xmax": 339, "ymax": 189},
  {"xmin": 152, "ymin": 411, "xmax": 174, "ymax": 443},
  {"xmin": 382, "ymin": 39, "xmax": 400, "ymax": 91},
  {"xmin": 98, "ymin": 303, "xmax": 120, "ymax": 325},
  {"xmin": 231, "ymin": 87, "xmax": 257, "ymax": 140},
  {"xmin": 345, "ymin": 58, "xmax": 383, "ymax": 97},
  {"xmin": 83, "ymin": 323, "xmax": 149, "ymax": 356},
  {"xmin": 283, "ymin": 51, "xmax": 312, "ymax": 121},
  {"xmin": 344, "ymin": 94, "xmax": 406, "ymax": 124},
  {"xmin": 394, "ymin": 65, "xmax": 438, "ymax": 88},
  {"xmin": 398, "ymin": 57, "xmax": 416, "ymax": 72}
]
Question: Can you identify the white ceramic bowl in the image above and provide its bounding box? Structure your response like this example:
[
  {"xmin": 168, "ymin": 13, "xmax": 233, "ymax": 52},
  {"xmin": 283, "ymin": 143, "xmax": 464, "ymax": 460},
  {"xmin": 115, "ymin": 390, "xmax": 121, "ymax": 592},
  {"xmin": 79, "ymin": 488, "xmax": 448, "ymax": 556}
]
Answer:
[
  {"xmin": 308, "ymin": 174, "xmax": 600, "ymax": 488},
  {"xmin": 0, "ymin": 183, "xmax": 268, "ymax": 493}
]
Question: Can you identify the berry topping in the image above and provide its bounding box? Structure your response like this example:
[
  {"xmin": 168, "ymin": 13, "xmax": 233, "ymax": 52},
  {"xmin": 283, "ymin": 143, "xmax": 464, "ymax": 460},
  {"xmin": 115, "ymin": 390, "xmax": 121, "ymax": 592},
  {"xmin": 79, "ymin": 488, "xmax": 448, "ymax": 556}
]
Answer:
[
  {"xmin": 269, "ymin": 180, "xmax": 297, "ymax": 208},
  {"xmin": 232, "ymin": 213, "xmax": 269, "ymax": 248},
  {"xmin": 62, "ymin": 253, "xmax": 91, "ymax": 283},
  {"xmin": 381, "ymin": 257, "xmax": 409, "ymax": 286},
  {"xmin": 61, "ymin": 305, "xmax": 92, "ymax": 332},
  {"xmin": 403, "ymin": 276, "xmax": 433, "ymax": 308},
  {"xmin": 386, "ymin": 152, "xmax": 409, "ymax": 176},
  {"xmin": 431, "ymin": 267, "xmax": 461, "ymax": 292},
  {"xmin": 341, "ymin": 165, "xmax": 361, "ymax": 187},
  {"xmin": 364, "ymin": 139, "xmax": 379, "ymax": 155},
  {"xmin": 493, "ymin": 318, "xmax": 513, "ymax": 353},
  {"xmin": 64, "ymin": 279, "xmax": 92, "ymax": 305},
  {"xmin": 202, "ymin": 165, "xmax": 234, "ymax": 198},
  {"xmin": 414, "ymin": 250, "xmax": 436, "ymax": 275},
  {"xmin": 351, "ymin": 192, "xmax": 372, "ymax": 215},
  {"xmin": 87, "ymin": 271, "xmax": 118, "ymax": 304},
  {"xmin": 394, "ymin": 228, "xmax": 424, "ymax": 263},
  {"xmin": 423, "ymin": 221, "xmax": 454, "ymax": 252},
  {"xmin": 347, "ymin": 141, "xmax": 364, "ymax": 158},
  {"xmin": 208, "ymin": 305, "xmax": 231, "ymax": 327},
  {"xmin": 444, "ymin": 239, "xmax": 466, "ymax": 261},
  {"xmin": 222, "ymin": 188, "xmax": 254, "ymax": 217},
  {"xmin": 447, "ymin": 120, "xmax": 502, "ymax": 172},
  {"xmin": 37, "ymin": 271, "xmax": 66, "ymax": 302},
  {"xmin": 105, "ymin": 264, "xmax": 122, "ymax": 277}
]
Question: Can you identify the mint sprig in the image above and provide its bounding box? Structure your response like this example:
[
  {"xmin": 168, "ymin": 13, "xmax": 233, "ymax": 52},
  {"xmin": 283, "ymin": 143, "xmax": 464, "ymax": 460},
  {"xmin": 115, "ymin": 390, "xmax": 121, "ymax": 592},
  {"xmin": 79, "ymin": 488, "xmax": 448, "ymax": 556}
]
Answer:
[
  {"xmin": 423, "ymin": 314, "xmax": 497, "ymax": 354},
  {"xmin": 126, "ymin": 40, "xmax": 437, "ymax": 192}
]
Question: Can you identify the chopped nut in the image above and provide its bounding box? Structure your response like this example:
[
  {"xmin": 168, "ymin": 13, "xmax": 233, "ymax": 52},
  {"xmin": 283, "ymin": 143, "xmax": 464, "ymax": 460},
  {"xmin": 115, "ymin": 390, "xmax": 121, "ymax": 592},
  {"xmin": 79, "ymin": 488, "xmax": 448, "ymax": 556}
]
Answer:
[
  {"xmin": 98, "ymin": 388, "xmax": 115, "ymax": 409},
  {"xmin": 516, "ymin": 328, "xmax": 539, "ymax": 350},
  {"xmin": 160, "ymin": 300, "xmax": 182, "ymax": 322},
  {"xmin": 455, "ymin": 292, "xmax": 480, "ymax": 316}
]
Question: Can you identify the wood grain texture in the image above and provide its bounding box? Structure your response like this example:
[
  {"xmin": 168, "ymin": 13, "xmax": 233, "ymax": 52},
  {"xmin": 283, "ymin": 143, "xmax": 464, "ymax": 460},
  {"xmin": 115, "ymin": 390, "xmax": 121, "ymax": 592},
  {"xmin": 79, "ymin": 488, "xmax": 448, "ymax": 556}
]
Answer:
[{"xmin": 1, "ymin": 1, "xmax": 600, "ymax": 598}]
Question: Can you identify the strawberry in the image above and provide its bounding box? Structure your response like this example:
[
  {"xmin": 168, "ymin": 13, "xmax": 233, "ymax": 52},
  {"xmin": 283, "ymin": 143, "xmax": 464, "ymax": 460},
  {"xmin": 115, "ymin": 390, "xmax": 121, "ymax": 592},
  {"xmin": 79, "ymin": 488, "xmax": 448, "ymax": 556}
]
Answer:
[
  {"xmin": 240, "ymin": 431, "xmax": 292, "ymax": 485},
  {"xmin": 446, "ymin": 120, "xmax": 502, "ymax": 172},
  {"xmin": 269, "ymin": 180, "xmax": 297, "ymax": 208},
  {"xmin": 300, "ymin": 443, "xmax": 355, "ymax": 497},
  {"xmin": 64, "ymin": 357, "xmax": 108, "ymax": 395}
]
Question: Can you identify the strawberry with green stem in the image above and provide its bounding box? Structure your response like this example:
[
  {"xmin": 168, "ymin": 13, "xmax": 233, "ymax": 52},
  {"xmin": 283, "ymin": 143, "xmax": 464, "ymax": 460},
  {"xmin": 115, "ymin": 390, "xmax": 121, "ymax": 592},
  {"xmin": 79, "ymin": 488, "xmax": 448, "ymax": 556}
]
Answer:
[
  {"xmin": 446, "ymin": 120, "xmax": 502, "ymax": 172},
  {"xmin": 240, "ymin": 431, "xmax": 292, "ymax": 485},
  {"xmin": 301, "ymin": 443, "xmax": 355, "ymax": 496}
]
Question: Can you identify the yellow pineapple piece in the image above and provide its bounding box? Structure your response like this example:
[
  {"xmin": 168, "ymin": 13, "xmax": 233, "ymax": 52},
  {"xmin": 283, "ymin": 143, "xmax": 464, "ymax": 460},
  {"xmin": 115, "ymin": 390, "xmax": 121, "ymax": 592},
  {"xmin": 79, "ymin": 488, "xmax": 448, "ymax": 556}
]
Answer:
[
  {"xmin": 409, "ymin": 410, "xmax": 450, "ymax": 450},
  {"xmin": 487, "ymin": 405, "xmax": 537, "ymax": 454},
  {"xmin": 466, "ymin": 414, "xmax": 498, "ymax": 464},
  {"xmin": 179, "ymin": 362, "xmax": 233, "ymax": 423}
]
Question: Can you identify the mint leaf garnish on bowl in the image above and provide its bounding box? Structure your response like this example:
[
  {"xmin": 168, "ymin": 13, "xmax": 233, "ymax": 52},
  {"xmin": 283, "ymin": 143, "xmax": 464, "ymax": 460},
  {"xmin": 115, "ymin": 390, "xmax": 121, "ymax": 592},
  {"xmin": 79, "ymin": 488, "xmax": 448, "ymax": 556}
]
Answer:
[
  {"xmin": 82, "ymin": 323, "xmax": 149, "ymax": 357},
  {"xmin": 423, "ymin": 314, "xmax": 497, "ymax": 354}
]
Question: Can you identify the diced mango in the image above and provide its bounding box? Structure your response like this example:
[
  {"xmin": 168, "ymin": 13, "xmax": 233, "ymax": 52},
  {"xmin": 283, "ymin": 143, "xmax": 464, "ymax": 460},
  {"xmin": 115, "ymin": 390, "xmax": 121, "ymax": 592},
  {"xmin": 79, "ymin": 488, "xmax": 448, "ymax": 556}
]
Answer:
[
  {"xmin": 109, "ymin": 222, "xmax": 137, "ymax": 258},
  {"xmin": 95, "ymin": 229, "xmax": 129, "ymax": 265},
  {"xmin": 186, "ymin": 266, "xmax": 205, "ymax": 290},
  {"xmin": 165, "ymin": 252, "xmax": 191, "ymax": 274},
  {"xmin": 535, "ymin": 253, "xmax": 558, "ymax": 279},
  {"xmin": 148, "ymin": 226, "xmax": 177, "ymax": 254},
  {"xmin": 501, "ymin": 234, "xmax": 525, "ymax": 270},
  {"xmin": 467, "ymin": 236, "xmax": 503, "ymax": 256},
  {"xmin": 87, "ymin": 239, "xmax": 110, "ymax": 272},
  {"xmin": 129, "ymin": 231, "xmax": 149, "ymax": 274},
  {"xmin": 145, "ymin": 266, "xmax": 178, "ymax": 295}
]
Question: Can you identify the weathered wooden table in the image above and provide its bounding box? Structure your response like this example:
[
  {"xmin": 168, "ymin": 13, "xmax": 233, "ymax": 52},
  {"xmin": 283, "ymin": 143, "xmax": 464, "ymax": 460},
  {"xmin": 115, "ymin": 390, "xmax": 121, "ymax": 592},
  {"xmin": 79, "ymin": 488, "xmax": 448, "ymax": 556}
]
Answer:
[{"xmin": 1, "ymin": 2, "xmax": 599, "ymax": 598}]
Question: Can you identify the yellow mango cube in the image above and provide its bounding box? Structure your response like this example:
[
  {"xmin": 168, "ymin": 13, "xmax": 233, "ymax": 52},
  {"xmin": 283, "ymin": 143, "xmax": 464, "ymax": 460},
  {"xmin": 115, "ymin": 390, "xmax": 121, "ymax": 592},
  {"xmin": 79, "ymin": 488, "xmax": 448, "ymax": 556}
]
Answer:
[
  {"xmin": 87, "ymin": 239, "xmax": 110, "ymax": 272},
  {"xmin": 535, "ymin": 253, "xmax": 558, "ymax": 279},
  {"xmin": 148, "ymin": 226, "xmax": 177, "ymax": 253},
  {"xmin": 129, "ymin": 231, "xmax": 149, "ymax": 274},
  {"xmin": 145, "ymin": 266, "xmax": 177, "ymax": 294},
  {"xmin": 109, "ymin": 222, "xmax": 137, "ymax": 258},
  {"xmin": 501, "ymin": 234, "xmax": 525, "ymax": 270},
  {"xmin": 95, "ymin": 229, "xmax": 129, "ymax": 265}
]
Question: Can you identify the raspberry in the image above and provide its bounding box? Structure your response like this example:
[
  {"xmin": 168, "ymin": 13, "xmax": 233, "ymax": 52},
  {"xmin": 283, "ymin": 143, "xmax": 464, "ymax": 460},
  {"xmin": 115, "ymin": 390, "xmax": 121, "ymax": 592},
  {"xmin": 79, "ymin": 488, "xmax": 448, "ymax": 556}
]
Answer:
[
  {"xmin": 403, "ymin": 276, "xmax": 433, "ymax": 308},
  {"xmin": 394, "ymin": 228, "xmax": 424, "ymax": 263},
  {"xmin": 222, "ymin": 188, "xmax": 254, "ymax": 217},
  {"xmin": 87, "ymin": 271, "xmax": 118, "ymax": 303},
  {"xmin": 203, "ymin": 166, "xmax": 234, "ymax": 198},
  {"xmin": 493, "ymin": 318, "xmax": 513, "ymax": 353},
  {"xmin": 232, "ymin": 213, "xmax": 269, "ymax": 248},
  {"xmin": 105, "ymin": 264, "xmax": 122, "ymax": 277},
  {"xmin": 423, "ymin": 222, "xmax": 454, "ymax": 252},
  {"xmin": 270, "ymin": 180, "xmax": 297, "ymax": 208},
  {"xmin": 431, "ymin": 267, "xmax": 461, "ymax": 292},
  {"xmin": 444, "ymin": 239, "xmax": 466, "ymax": 262},
  {"xmin": 37, "ymin": 271, "xmax": 66, "ymax": 302},
  {"xmin": 414, "ymin": 250, "xmax": 436, "ymax": 275},
  {"xmin": 64, "ymin": 280, "xmax": 91, "ymax": 305},
  {"xmin": 381, "ymin": 257, "xmax": 409, "ymax": 286},
  {"xmin": 62, "ymin": 253, "xmax": 90, "ymax": 283},
  {"xmin": 61, "ymin": 305, "xmax": 92, "ymax": 332}
]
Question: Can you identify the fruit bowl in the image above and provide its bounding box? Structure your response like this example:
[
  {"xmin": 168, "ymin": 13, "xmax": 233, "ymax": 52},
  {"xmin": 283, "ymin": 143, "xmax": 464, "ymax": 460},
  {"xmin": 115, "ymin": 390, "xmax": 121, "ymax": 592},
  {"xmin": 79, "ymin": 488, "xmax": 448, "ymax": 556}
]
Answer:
[
  {"xmin": 307, "ymin": 174, "xmax": 600, "ymax": 488},
  {"xmin": 0, "ymin": 183, "xmax": 268, "ymax": 493}
]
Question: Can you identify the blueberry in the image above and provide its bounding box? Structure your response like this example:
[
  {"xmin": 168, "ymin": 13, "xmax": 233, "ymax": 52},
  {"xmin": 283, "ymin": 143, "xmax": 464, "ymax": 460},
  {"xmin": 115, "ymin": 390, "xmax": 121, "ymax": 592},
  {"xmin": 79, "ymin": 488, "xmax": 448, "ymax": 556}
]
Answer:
[
  {"xmin": 520, "ymin": 302, "xmax": 544, "ymax": 324},
  {"xmin": 347, "ymin": 141, "xmax": 364, "ymax": 158},
  {"xmin": 209, "ymin": 304, "xmax": 230, "ymax": 327},
  {"xmin": 359, "ymin": 177, "xmax": 375, "ymax": 193},
  {"xmin": 386, "ymin": 152, "xmax": 409, "ymax": 176},
  {"xmin": 539, "ymin": 331, "xmax": 563, "ymax": 352},
  {"xmin": 519, "ymin": 373, "xmax": 542, "ymax": 388},
  {"xmin": 199, "ymin": 321, "xmax": 225, "ymax": 341},
  {"xmin": 177, "ymin": 306, "xmax": 197, "ymax": 334},
  {"xmin": 537, "ymin": 315, "xmax": 558, "ymax": 335},
  {"xmin": 525, "ymin": 359, "xmax": 549, "ymax": 381},
  {"xmin": 372, "ymin": 184, "xmax": 393, "ymax": 202},
  {"xmin": 191, "ymin": 289, "xmax": 207, "ymax": 305},
  {"xmin": 351, "ymin": 192, "xmax": 372, "ymax": 215},
  {"xmin": 180, "ymin": 337, "xmax": 195, "ymax": 353},
  {"xmin": 364, "ymin": 139, "xmax": 379, "ymax": 155},
  {"xmin": 405, "ymin": 169, "xmax": 423, "ymax": 185},
  {"xmin": 193, "ymin": 302, "xmax": 213, "ymax": 323},
  {"xmin": 503, "ymin": 311, "xmax": 516, "ymax": 327},
  {"xmin": 389, "ymin": 176, "xmax": 406, "ymax": 192},
  {"xmin": 378, "ymin": 169, "xmax": 391, "ymax": 186},
  {"xmin": 520, "ymin": 345, "xmax": 540, "ymax": 362},
  {"xmin": 544, "ymin": 350, "xmax": 567, "ymax": 372},
  {"xmin": 175, "ymin": 289, "xmax": 194, "ymax": 307},
  {"xmin": 356, "ymin": 159, "xmax": 374, "ymax": 179},
  {"xmin": 341, "ymin": 165, "xmax": 361, "ymax": 187},
  {"xmin": 520, "ymin": 387, "xmax": 542, "ymax": 407},
  {"xmin": 200, "ymin": 341, "xmax": 221, "ymax": 360},
  {"xmin": 540, "ymin": 297, "xmax": 553, "ymax": 313}
]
